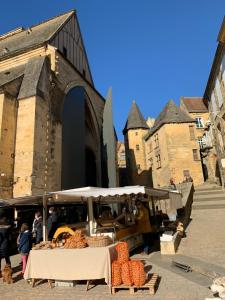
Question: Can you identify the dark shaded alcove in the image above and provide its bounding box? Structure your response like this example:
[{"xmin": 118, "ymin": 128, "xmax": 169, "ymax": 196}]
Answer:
[
  {"xmin": 85, "ymin": 147, "xmax": 97, "ymax": 186},
  {"xmin": 61, "ymin": 86, "xmax": 85, "ymax": 189}
]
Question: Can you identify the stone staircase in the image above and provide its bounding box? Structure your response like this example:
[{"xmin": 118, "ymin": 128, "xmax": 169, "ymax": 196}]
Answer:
[{"xmin": 192, "ymin": 183, "xmax": 225, "ymax": 210}]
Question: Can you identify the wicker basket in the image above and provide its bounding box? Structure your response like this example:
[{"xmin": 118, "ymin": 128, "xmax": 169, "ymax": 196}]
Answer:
[{"xmin": 87, "ymin": 235, "xmax": 112, "ymax": 247}]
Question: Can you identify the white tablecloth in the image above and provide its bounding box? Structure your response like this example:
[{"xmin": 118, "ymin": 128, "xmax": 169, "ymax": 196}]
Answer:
[{"xmin": 24, "ymin": 244, "xmax": 117, "ymax": 285}]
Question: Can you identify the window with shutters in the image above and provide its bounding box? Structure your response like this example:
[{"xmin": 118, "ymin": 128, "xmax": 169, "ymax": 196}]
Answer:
[
  {"xmin": 156, "ymin": 154, "xmax": 161, "ymax": 168},
  {"xmin": 195, "ymin": 117, "xmax": 204, "ymax": 129},
  {"xmin": 154, "ymin": 134, "xmax": 159, "ymax": 148},
  {"xmin": 189, "ymin": 125, "xmax": 195, "ymax": 140},
  {"xmin": 197, "ymin": 137, "xmax": 206, "ymax": 149},
  {"xmin": 149, "ymin": 158, "xmax": 153, "ymax": 169},
  {"xmin": 192, "ymin": 149, "xmax": 199, "ymax": 161}
]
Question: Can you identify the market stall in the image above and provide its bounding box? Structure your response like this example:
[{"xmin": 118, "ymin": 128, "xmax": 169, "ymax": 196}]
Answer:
[
  {"xmin": 0, "ymin": 185, "xmax": 183, "ymax": 291},
  {"xmin": 49, "ymin": 186, "xmax": 182, "ymax": 248},
  {"xmin": 0, "ymin": 185, "xmax": 183, "ymax": 250}
]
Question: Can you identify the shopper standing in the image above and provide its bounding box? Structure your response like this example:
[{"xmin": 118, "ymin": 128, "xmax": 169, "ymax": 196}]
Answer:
[
  {"xmin": 32, "ymin": 211, "xmax": 43, "ymax": 244},
  {"xmin": 135, "ymin": 200, "xmax": 153, "ymax": 255},
  {"xmin": 47, "ymin": 207, "xmax": 58, "ymax": 240},
  {"xmin": 0, "ymin": 217, "xmax": 11, "ymax": 276},
  {"xmin": 18, "ymin": 223, "xmax": 32, "ymax": 275}
]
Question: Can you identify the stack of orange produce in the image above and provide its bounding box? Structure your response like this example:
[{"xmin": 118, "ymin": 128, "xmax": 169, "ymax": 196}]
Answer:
[{"xmin": 112, "ymin": 242, "xmax": 146, "ymax": 287}]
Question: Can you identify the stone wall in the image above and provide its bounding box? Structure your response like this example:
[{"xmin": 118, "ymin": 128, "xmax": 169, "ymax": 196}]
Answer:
[
  {"xmin": 125, "ymin": 128, "xmax": 151, "ymax": 186},
  {"xmin": 145, "ymin": 123, "xmax": 204, "ymax": 187},
  {"xmin": 13, "ymin": 97, "xmax": 36, "ymax": 197},
  {"xmin": 0, "ymin": 93, "xmax": 17, "ymax": 198},
  {"xmin": 0, "ymin": 45, "xmax": 106, "ymax": 198},
  {"xmin": 145, "ymin": 125, "xmax": 171, "ymax": 187}
]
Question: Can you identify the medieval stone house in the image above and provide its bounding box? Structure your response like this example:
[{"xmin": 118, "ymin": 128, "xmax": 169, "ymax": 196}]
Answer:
[
  {"xmin": 204, "ymin": 16, "xmax": 225, "ymax": 186},
  {"xmin": 180, "ymin": 97, "xmax": 217, "ymax": 183},
  {"xmin": 0, "ymin": 10, "xmax": 117, "ymax": 198},
  {"xmin": 123, "ymin": 100, "xmax": 204, "ymax": 187}
]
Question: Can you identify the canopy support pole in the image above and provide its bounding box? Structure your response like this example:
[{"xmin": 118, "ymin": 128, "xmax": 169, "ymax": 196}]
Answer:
[
  {"xmin": 42, "ymin": 195, "xmax": 48, "ymax": 241},
  {"xmin": 87, "ymin": 197, "xmax": 94, "ymax": 235}
]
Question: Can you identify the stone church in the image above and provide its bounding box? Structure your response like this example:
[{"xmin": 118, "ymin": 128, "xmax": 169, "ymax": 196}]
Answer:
[{"xmin": 0, "ymin": 10, "xmax": 117, "ymax": 199}]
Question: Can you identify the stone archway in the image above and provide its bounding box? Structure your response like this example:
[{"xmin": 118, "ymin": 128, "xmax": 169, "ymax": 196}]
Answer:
[{"xmin": 61, "ymin": 85, "xmax": 101, "ymax": 189}]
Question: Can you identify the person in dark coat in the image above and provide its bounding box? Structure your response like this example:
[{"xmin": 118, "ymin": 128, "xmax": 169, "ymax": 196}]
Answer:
[
  {"xmin": 18, "ymin": 223, "xmax": 32, "ymax": 274},
  {"xmin": 32, "ymin": 211, "xmax": 43, "ymax": 244},
  {"xmin": 47, "ymin": 207, "xmax": 58, "ymax": 240},
  {"xmin": 0, "ymin": 217, "xmax": 11, "ymax": 274}
]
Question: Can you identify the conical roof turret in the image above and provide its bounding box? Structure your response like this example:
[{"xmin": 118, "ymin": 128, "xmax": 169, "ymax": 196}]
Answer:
[
  {"xmin": 123, "ymin": 101, "xmax": 149, "ymax": 134},
  {"xmin": 145, "ymin": 100, "xmax": 195, "ymax": 139}
]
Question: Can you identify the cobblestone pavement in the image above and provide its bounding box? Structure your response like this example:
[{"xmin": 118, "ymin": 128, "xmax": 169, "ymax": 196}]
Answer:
[
  {"xmin": 0, "ymin": 184, "xmax": 223, "ymax": 300},
  {"xmin": 0, "ymin": 253, "xmax": 211, "ymax": 300}
]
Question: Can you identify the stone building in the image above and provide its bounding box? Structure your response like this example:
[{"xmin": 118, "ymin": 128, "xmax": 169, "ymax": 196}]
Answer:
[
  {"xmin": 145, "ymin": 100, "xmax": 204, "ymax": 187},
  {"xmin": 117, "ymin": 141, "xmax": 127, "ymax": 186},
  {"xmin": 117, "ymin": 141, "xmax": 126, "ymax": 169},
  {"xmin": 0, "ymin": 10, "xmax": 117, "ymax": 198},
  {"xmin": 204, "ymin": 16, "xmax": 225, "ymax": 186},
  {"xmin": 123, "ymin": 101, "xmax": 151, "ymax": 186},
  {"xmin": 123, "ymin": 100, "xmax": 204, "ymax": 188},
  {"xmin": 180, "ymin": 97, "xmax": 217, "ymax": 183},
  {"xmin": 180, "ymin": 97, "xmax": 209, "ymax": 148}
]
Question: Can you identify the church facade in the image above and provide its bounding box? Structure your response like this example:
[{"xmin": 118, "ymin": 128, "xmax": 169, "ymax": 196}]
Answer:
[{"xmin": 0, "ymin": 10, "xmax": 117, "ymax": 198}]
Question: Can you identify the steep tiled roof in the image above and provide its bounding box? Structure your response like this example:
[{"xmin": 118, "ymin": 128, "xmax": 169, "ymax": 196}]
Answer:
[
  {"xmin": 0, "ymin": 10, "xmax": 74, "ymax": 60},
  {"xmin": 123, "ymin": 101, "xmax": 149, "ymax": 134},
  {"xmin": 18, "ymin": 56, "xmax": 47, "ymax": 99},
  {"xmin": 0, "ymin": 64, "xmax": 25, "ymax": 87},
  {"xmin": 181, "ymin": 97, "xmax": 208, "ymax": 112},
  {"xmin": 145, "ymin": 100, "xmax": 195, "ymax": 139}
]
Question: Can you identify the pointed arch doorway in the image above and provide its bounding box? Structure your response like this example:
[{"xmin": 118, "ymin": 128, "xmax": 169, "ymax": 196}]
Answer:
[{"xmin": 61, "ymin": 86, "xmax": 99, "ymax": 190}]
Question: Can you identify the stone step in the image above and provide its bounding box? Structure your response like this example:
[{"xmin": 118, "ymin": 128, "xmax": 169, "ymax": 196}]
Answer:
[
  {"xmin": 193, "ymin": 193, "xmax": 225, "ymax": 200},
  {"xmin": 192, "ymin": 203, "xmax": 225, "ymax": 210},
  {"xmin": 194, "ymin": 197, "xmax": 225, "ymax": 203},
  {"xmin": 194, "ymin": 185, "xmax": 222, "ymax": 192},
  {"xmin": 194, "ymin": 189, "xmax": 225, "ymax": 196},
  {"xmin": 147, "ymin": 252, "xmax": 225, "ymax": 287}
]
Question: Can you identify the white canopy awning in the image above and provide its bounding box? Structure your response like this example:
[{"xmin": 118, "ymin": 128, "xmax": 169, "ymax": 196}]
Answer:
[
  {"xmin": 0, "ymin": 186, "xmax": 182, "ymax": 206},
  {"xmin": 52, "ymin": 186, "xmax": 172, "ymax": 202}
]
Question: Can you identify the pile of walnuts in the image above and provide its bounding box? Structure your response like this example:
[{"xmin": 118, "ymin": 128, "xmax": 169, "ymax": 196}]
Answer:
[{"xmin": 64, "ymin": 230, "xmax": 87, "ymax": 249}]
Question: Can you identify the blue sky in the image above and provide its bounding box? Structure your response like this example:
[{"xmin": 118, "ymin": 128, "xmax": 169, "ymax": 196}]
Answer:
[{"xmin": 0, "ymin": 1, "xmax": 224, "ymax": 139}]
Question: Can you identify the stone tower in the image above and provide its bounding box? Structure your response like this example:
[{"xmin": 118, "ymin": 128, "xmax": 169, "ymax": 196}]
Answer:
[{"xmin": 123, "ymin": 101, "xmax": 151, "ymax": 186}]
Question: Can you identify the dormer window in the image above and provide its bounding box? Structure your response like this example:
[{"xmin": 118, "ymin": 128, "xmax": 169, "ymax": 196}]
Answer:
[{"xmin": 195, "ymin": 117, "xmax": 204, "ymax": 128}]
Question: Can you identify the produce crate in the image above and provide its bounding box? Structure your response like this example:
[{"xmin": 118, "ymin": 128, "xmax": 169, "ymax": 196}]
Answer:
[
  {"xmin": 55, "ymin": 280, "xmax": 76, "ymax": 287},
  {"xmin": 112, "ymin": 273, "xmax": 159, "ymax": 295}
]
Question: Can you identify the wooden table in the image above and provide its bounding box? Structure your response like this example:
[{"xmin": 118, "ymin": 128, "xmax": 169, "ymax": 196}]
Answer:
[{"xmin": 24, "ymin": 244, "xmax": 117, "ymax": 289}]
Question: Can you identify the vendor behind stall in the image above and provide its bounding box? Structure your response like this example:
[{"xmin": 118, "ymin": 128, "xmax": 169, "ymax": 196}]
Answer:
[
  {"xmin": 135, "ymin": 200, "xmax": 152, "ymax": 255},
  {"xmin": 48, "ymin": 207, "xmax": 58, "ymax": 240}
]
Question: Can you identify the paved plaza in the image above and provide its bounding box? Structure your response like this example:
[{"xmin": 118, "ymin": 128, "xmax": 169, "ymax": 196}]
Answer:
[{"xmin": 0, "ymin": 184, "xmax": 224, "ymax": 300}]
